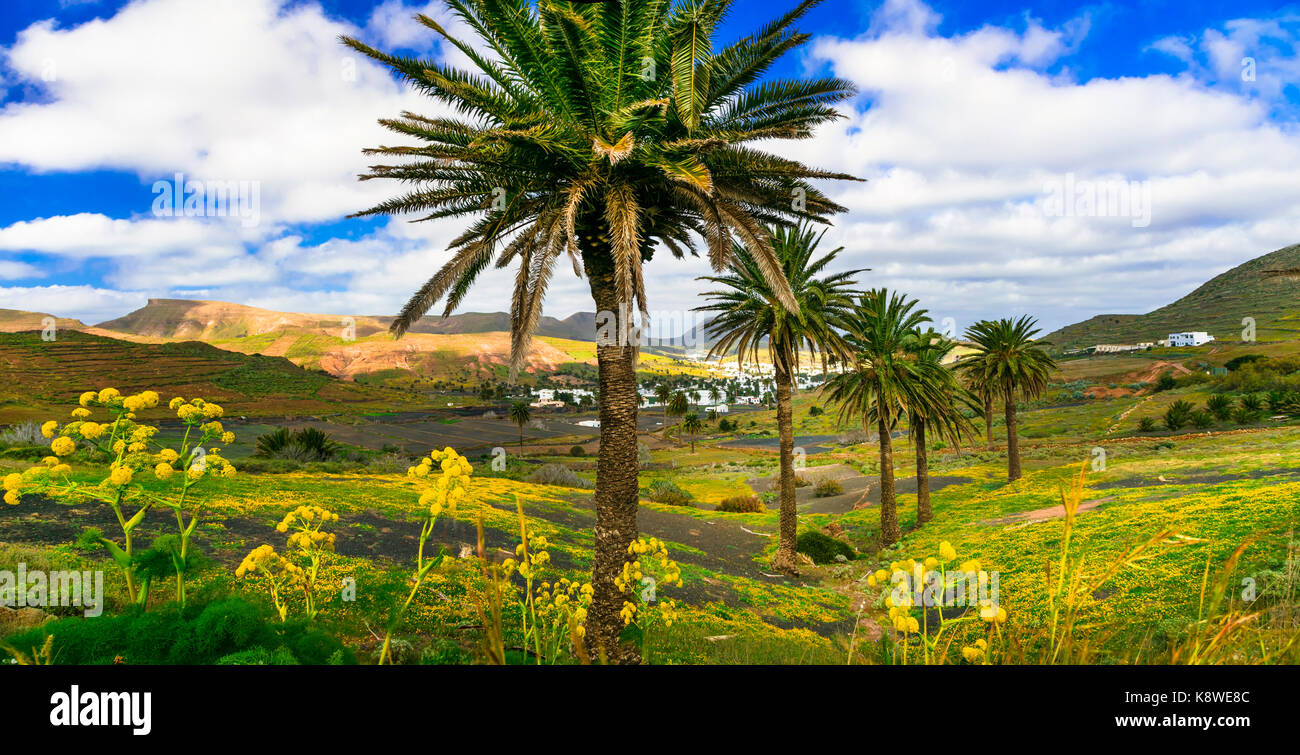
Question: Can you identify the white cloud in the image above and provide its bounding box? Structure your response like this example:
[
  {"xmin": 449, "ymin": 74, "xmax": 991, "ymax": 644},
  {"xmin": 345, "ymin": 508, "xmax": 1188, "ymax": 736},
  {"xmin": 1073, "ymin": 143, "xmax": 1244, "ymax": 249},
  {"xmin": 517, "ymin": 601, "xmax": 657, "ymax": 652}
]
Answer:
[
  {"xmin": 0, "ymin": 285, "xmax": 148, "ymax": 322},
  {"xmin": 0, "ymin": 0, "xmax": 440, "ymax": 224}
]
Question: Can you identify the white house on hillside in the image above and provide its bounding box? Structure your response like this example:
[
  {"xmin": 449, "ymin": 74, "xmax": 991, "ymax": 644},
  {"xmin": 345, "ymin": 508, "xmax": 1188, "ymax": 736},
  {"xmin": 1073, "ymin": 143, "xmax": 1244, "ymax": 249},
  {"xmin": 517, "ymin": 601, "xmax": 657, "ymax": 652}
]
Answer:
[{"xmin": 1168, "ymin": 331, "xmax": 1214, "ymax": 347}]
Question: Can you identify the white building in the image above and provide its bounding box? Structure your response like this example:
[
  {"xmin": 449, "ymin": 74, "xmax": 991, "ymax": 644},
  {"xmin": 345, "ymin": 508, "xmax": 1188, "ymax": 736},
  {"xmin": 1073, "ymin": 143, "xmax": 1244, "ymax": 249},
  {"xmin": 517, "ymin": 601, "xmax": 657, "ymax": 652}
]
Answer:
[{"xmin": 1168, "ymin": 331, "xmax": 1214, "ymax": 347}]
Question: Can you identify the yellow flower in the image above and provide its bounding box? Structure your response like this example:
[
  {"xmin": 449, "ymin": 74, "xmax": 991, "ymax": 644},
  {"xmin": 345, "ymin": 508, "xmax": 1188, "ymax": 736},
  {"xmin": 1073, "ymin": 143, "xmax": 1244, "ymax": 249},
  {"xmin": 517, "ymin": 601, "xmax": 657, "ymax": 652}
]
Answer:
[
  {"xmin": 71, "ymin": 407, "xmax": 91, "ymax": 419},
  {"xmin": 41, "ymin": 420, "xmax": 58, "ymax": 439},
  {"xmin": 51, "ymin": 436, "xmax": 76, "ymax": 456},
  {"xmin": 221, "ymin": 464, "xmax": 236, "ymax": 478},
  {"xmin": 221, "ymin": 431, "xmax": 236, "ymax": 444},
  {"xmin": 97, "ymin": 387, "xmax": 120, "ymax": 403},
  {"xmin": 961, "ymin": 559, "xmax": 982, "ymax": 574},
  {"xmin": 154, "ymin": 462, "xmax": 174, "ymax": 480},
  {"xmin": 158, "ymin": 448, "xmax": 179, "ymax": 463},
  {"xmin": 169, "ymin": 396, "xmax": 185, "ymax": 410},
  {"xmin": 109, "ymin": 466, "xmax": 134, "ymax": 486},
  {"xmin": 924, "ymin": 556, "xmax": 939, "ymax": 570},
  {"xmin": 2, "ymin": 473, "xmax": 21, "ymax": 491},
  {"xmin": 3, "ymin": 490, "xmax": 18, "ymax": 506},
  {"xmin": 939, "ymin": 541, "xmax": 956, "ymax": 562},
  {"xmin": 79, "ymin": 421, "xmax": 104, "ymax": 439},
  {"xmin": 78, "ymin": 391, "xmax": 97, "ymax": 407},
  {"xmin": 961, "ymin": 646, "xmax": 984, "ymax": 663}
]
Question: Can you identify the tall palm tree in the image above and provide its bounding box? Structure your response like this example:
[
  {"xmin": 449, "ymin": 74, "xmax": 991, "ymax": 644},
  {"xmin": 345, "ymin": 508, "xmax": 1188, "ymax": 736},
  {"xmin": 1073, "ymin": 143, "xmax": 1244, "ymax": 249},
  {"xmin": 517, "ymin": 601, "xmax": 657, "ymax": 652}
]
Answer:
[
  {"xmin": 905, "ymin": 329, "xmax": 973, "ymax": 524},
  {"xmin": 509, "ymin": 400, "xmax": 531, "ymax": 453},
  {"xmin": 654, "ymin": 383, "xmax": 673, "ymax": 434},
  {"xmin": 342, "ymin": 0, "xmax": 857, "ymax": 661},
  {"xmin": 820, "ymin": 290, "xmax": 931, "ymax": 546},
  {"xmin": 697, "ymin": 224, "xmax": 863, "ymax": 571},
  {"xmin": 681, "ymin": 412, "xmax": 703, "ymax": 452},
  {"xmin": 963, "ymin": 317, "xmax": 1056, "ymax": 482}
]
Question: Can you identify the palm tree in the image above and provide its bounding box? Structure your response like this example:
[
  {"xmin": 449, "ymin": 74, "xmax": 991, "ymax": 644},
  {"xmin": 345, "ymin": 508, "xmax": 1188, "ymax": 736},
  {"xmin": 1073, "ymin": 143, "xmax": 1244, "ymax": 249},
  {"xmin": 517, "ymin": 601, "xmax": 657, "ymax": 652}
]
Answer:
[
  {"xmin": 681, "ymin": 412, "xmax": 703, "ymax": 452},
  {"xmin": 342, "ymin": 0, "xmax": 857, "ymax": 662},
  {"xmin": 509, "ymin": 400, "xmax": 531, "ymax": 453},
  {"xmin": 821, "ymin": 289, "xmax": 931, "ymax": 546},
  {"xmin": 654, "ymin": 383, "xmax": 673, "ymax": 434},
  {"xmin": 667, "ymin": 391, "xmax": 689, "ymax": 435},
  {"xmin": 905, "ymin": 329, "xmax": 973, "ymax": 524},
  {"xmin": 697, "ymin": 223, "xmax": 863, "ymax": 571},
  {"xmin": 963, "ymin": 317, "xmax": 1056, "ymax": 482}
]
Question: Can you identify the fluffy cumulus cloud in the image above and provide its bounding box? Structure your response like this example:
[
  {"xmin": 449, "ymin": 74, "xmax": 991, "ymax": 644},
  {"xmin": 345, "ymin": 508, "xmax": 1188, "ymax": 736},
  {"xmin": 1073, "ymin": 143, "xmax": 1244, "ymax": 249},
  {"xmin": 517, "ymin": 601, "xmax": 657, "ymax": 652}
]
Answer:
[{"xmin": 0, "ymin": 0, "xmax": 1299, "ymax": 334}]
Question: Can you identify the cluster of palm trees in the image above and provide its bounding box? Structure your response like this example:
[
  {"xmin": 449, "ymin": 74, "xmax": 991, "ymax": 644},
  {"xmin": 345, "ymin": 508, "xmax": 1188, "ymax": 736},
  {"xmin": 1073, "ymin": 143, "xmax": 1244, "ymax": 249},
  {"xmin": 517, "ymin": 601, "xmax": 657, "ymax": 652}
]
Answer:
[
  {"xmin": 702, "ymin": 229, "xmax": 1055, "ymax": 558},
  {"xmin": 345, "ymin": 0, "xmax": 1050, "ymax": 661}
]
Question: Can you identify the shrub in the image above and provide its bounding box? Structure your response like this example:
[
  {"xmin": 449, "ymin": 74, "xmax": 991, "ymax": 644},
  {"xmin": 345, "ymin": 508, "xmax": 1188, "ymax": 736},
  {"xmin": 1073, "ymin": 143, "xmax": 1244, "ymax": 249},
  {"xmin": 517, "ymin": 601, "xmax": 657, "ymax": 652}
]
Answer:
[
  {"xmin": 813, "ymin": 479, "xmax": 844, "ymax": 498},
  {"xmin": 255, "ymin": 427, "xmax": 339, "ymax": 462},
  {"xmin": 1232, "ymin": 406, "xmax": 1260, "ymax": 425},
  {"xmin": 1190, "ymin": 410, "xmax": 1214, "ymax": 429},
  {"xmin": 526, "ymin": 463, "xmax": 592, "ymax": 489},
  {"xmin": 808, "ymin": 405, "xmax": 824, "ymax": 417},
  {"xmin": 794, "ymin": 475, "xmax": 811, "ymax": 488},
  {"xmin": 1137, "ymin": 417, "xmax": 1156, "ymax": 433},
  {"xmin": 796, "ymin": 531, "xmax": 855, "ymax": 564},
  {"xmin": 646, "ymin": 478, "xmax": 694, "ymax": 507},
  {"xmin": 569, "ymin": 445, "xmax": 586, "ymax": 457},
  {"xmin": 837, "ymin": 428, "xmax": 868, "ymax": 445},
  {"xmin": 1206, "ymin": 394, "xmax": 1233, "ymax": 420},
  {"xmin": 2, "ymin": 597, "xmax": 354, "ymax": 665},
  {"xmin": 1163, "ymin": 400, "xmax": 1194, "ymax": 431},
  {"xmin": 1154, "ymin": 372, "xmax": 1178, "ymax": 392},
  {"xmin": 716, "ymin": 495, "xmax": 764, "ymax": 513}
]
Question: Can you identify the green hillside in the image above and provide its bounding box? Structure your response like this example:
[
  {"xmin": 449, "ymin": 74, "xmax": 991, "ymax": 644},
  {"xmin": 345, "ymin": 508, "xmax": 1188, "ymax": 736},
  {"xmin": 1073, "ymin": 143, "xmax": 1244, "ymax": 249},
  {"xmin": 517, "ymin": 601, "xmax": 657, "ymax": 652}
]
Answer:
[
  {"xmin": 0, "ymin": 330, "xmax": 420, "ymax": 423},
  {"xmin": 1044, "ymin": 242, "xmax": 1300, "ymax": 348}
]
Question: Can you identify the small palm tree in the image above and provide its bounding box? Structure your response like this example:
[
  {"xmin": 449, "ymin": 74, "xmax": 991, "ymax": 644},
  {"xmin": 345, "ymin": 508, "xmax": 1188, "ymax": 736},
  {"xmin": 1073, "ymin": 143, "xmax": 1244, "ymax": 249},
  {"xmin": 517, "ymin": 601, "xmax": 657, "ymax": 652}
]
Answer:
[
  {"xmin": 343, "ymin": 0, "xmax": 858, "ymax": 661},
  {"xmin": 697, "ymin": 223, "xmax": 863, "ymax": 570},
  {"xmin": 962, "ymin": 317, "xmax": 1056, "ymax": 482},
  {"xmin": 667, "ymin": 391, "xmax": 689, "ymax": 435},
  {"xmin": 821, "ymin": 289, "xmax": 932, "ymax": 546},
  {"xmin": 509, "ymin": 400, "xmax": 531, "ymax": 454},
  {"xmin": 959, "ymin": 365, "xmax": 998, "ymax": 451},
  {"xmin": 655, "ymin": 384, "xmax": 673, "ymax": 434},
  {"xmin": 681, "ymin": 412, "xmax": 703, "ymax": 453}
]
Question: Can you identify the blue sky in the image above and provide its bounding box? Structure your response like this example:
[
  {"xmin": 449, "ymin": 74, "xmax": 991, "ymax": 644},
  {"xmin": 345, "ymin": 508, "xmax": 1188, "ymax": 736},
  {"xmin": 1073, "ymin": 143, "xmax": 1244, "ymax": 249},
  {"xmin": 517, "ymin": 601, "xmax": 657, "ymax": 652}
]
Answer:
[{"xmin": 1, "ymin": 0, "xmax": 1298, "ymax": 335}]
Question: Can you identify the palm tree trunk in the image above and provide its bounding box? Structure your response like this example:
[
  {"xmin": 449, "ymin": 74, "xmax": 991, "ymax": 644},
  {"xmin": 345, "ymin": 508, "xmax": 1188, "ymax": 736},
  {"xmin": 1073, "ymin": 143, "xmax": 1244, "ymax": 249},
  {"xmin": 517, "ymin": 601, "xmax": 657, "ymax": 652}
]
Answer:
[
  {"xmin": 772, "ymin": 353, "xmax": 798, "ymax": 574},
  {"xmin": 1004, "ymin": 385, "xmax": 1021, "ymax": 481},
  {"xmin": 878, "ymin": 415, "xmax": 901, "ymax": 545},
  {"xmin": 983, "ymin": 389, "xmax": 994, "ymax": 451},
  {"xmin": 915, "ymin": 417, "xmax": 931, "ymax": 524},
  {"xmin": 583, "ymin": 242, "xmax": 640, "ymax": 665}
]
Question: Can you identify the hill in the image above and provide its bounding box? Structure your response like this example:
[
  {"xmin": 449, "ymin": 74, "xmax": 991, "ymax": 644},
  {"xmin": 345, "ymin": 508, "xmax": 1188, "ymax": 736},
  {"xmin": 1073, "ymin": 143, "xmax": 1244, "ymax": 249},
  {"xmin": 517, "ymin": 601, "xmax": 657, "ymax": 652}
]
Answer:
[
  {"xmin": 0, "ymin": 329, "xmax": 421, "ymax": 423},
  {"xmin": 1044, "ymin": 242, "xmax": 1300, "ymax": 348},
  {"xmin": 96, "ymin": 299, "xmax": 597, "ymax": 342}
]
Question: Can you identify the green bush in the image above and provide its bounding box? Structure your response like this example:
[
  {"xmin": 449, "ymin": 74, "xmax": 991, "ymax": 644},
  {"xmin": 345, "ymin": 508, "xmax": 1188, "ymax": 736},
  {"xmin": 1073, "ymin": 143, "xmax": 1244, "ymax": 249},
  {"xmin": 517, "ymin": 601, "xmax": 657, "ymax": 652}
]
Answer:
[
  {"xmin": 569, "ymin": 445, "xmax": 586, "ymax": 457},
  {"xmin": 2, "ymin": 597, "xmax": 355, "ymax": 665},
  {"xmin": 796, "ymin": 531, "xmax": 856, "ymax": 564},
  {"xmin": 1190, "ymin": 410, "xmax": 1214, "ymax": 429},
  {"xmin": 1137, "ymin": 417, "xmax": 1156, "ymax": 433},
  {"xmin": 813, "ymin": 479, "xmax": 843, "ymax": 498},
  {"xmin": 255, "ymin": 427, "xmax": 339, "ymax": 462},
  {"xmin": 716, "ymin": 495, "xmax": 764, "ymax": 513},
  {"xmin": 1163, "ymin": 400, "xmax": 1194, "ymax": 430},
  {"xmin": 646, "ymin": 479, "xmax": 694, "ymax": 507}
]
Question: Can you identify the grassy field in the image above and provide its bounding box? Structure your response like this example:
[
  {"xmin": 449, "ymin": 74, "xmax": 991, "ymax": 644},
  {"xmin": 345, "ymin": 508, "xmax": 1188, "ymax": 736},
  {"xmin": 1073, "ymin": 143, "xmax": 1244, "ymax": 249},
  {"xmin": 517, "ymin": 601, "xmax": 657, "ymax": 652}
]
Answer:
[{"xmin": 1, "ymin": 348, "xmax": 1296, "ymax": 666}]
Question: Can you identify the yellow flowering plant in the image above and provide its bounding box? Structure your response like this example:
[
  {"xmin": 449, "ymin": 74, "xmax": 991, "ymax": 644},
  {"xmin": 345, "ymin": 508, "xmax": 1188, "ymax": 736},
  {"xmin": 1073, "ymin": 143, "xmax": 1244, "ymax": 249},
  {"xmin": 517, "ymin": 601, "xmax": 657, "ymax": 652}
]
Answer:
[
  {"xmin": 614, "ymin": 536, "xmax": 683, "ymax": 663},
  {"xmin": 235, "ymin": 544, "xmax": 305, "ymax": 622},
  {"xmin": 864, "ymin": 540, "xmax": 1009, "ymax": 665},
  {"xmin": 378, "ymin": 447, "xmax": 473, "ymax": 664},
  {"xmin": 9, "ymin": 389, "xmax": 237, "ymax": 609},
  {"xmin": 277, "ymin": 505, "xmax": 339, "ymax": 620}
]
